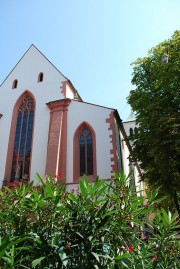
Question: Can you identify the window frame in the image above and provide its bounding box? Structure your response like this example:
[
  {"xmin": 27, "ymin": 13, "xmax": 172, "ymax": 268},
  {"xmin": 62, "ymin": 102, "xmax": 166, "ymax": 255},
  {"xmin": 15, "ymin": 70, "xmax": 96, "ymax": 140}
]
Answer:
[
  {"xmin": 129, "ymin": 127, "xmax": 134, "ymax": 136},
  {"xmin": 12, "ymin": 79, "xmax": 18, "ymax": 89},
  {"xmin": 4, "ymin": 91, "xmax": 36, "ymax": 183},
  {"xmin": 10, "ymin": 96, "xmax": 35, "ymax": 182},
  {"xmin": 37, "ymin": 72, "xmax": 44, "ymax": 82},
  {"xmin": 73, "ymin": 122, "xmax": 97, "ymax": 182},
  {"xmin": 79, "ymin": 129, "xmax": 93, "ymax": 176}
]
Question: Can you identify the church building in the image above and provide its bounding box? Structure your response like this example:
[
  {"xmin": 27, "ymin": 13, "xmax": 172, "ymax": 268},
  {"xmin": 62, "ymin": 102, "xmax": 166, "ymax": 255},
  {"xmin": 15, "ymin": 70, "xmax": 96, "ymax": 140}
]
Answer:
[{"xmin": 0, "ymin": 45, "xmax": 143, "ymax": 192}]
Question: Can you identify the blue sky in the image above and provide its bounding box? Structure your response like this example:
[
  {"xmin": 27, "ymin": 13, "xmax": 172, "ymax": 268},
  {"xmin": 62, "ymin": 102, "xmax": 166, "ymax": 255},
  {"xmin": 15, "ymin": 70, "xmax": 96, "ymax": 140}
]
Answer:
[{"xmin": 0, "ymin": 0, "xmax": 179, "ymax": 120}]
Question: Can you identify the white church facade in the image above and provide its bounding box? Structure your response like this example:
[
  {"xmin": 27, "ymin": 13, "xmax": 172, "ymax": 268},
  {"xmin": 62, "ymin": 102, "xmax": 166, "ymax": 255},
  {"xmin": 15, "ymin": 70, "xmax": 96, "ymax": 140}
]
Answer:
[{"xmin": 0, "ymin": 45, "xmax": 143, "ymax": 192}]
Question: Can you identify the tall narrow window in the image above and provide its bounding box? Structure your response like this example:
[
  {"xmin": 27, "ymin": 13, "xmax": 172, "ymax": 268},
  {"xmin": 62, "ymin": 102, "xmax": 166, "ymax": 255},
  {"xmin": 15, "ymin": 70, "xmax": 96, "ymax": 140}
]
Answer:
[
  {"xmin": 12, "ymin": 79, "xmax": 18, "ymax": 89},
  {"xmin": 10, "ymin": 96, "xmax": 35, "ymax": 182},
  {"xmin": 79, "ymin": 129, "xmax": 93, "ymax": 176},
  {"xmin": 129, "ymin": 162, "xmax": 136, "ymax": 192},
  {"xmin": 73, "ymin": 122, "xmax": 97, "ymax": 181},
  {"xmin": 38, "ymin": 72, "xmax": 44, "ymax": 82},
  {"xmin": 129, "ymin": 128, "xmax": 133, "ymax": 136}
]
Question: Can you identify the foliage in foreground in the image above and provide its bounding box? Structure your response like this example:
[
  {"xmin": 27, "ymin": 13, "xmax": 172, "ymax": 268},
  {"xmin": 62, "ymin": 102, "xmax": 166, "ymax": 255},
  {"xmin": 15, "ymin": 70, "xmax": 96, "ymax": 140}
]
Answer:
[
  {"xmin": 127, "ymin": 30, "xmax": 180, "ymax": 214},
  {"xmin": 0, "ymin": 172, "xmax": 179, "ymax": 268}
]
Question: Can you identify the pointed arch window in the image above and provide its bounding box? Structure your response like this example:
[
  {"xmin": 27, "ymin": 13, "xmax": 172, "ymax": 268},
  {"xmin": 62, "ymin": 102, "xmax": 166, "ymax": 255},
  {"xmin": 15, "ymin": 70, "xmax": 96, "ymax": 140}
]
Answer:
[
  {"xmin": 10, "ymin": 96, "xmax": 35, "ymax": 182},
  {"xmin": 12, "ymin": 79, "xmax": 18, "ymax": 89},
  {"xmin": 80, "ymin": 129, "xmax": 93, "ymax": 176},
  {"xmin": 129, "ymin": 128, "xmax": 133, "ymax": 136},
  {"xmin": 73, "ymin": 122, "xmax": 97, "ymax": 181},
  {"xmin": 38, "ymin": 72, "xmax": 44, "ymax": 82}
]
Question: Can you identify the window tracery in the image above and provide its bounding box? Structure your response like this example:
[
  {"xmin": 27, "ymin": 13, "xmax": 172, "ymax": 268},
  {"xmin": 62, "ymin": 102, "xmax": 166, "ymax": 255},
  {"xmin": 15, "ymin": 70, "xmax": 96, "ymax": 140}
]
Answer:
[
  {"xmin": 73, "ymin": 122, "xmax": 97, "ymax": 181},
  {"xmin": 10, "ymin": 96, "xmax": 35, "ymax": 182},
  {"xmin": 79, "ymin": 129, "xmax": 93, "ymax": 176}
]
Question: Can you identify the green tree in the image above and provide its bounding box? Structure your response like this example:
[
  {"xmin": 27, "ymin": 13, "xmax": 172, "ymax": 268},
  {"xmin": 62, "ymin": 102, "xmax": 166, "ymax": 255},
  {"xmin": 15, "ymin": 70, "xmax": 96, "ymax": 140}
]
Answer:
[{"xmin": 127, "ymin": 31, "xmax": 180, "ymax": 214}]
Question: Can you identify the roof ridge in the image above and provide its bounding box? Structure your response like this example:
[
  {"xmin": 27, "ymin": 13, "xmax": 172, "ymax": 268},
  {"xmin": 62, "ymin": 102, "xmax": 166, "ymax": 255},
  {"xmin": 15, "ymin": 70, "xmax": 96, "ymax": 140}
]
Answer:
[
  {"xmin": 0, "ymin": 44, "xmax": 83, "ymax": 100},
  {"xmin": 0, "ymin": 45, "xmax": 33, "ymax": 87},
  {"xmin": 1, "ymin": 45, "xmax": 72, "ymax": 89}
]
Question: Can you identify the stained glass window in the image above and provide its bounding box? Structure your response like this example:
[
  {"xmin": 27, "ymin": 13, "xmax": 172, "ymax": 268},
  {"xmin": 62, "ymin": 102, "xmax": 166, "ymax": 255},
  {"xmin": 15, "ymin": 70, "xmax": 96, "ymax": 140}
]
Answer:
[
  {"xmin": 79, "ymin": 129, "xmax": 93, "ymax": 176},
  {"xmin": 10, "ymin": 96, "xmax": 35, "ymax": 182}
]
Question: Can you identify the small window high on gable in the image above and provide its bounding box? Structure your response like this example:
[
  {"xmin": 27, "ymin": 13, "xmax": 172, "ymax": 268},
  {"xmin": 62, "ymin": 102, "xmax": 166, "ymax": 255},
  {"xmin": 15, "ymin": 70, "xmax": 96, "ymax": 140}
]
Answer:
[
  {"xmin": 38, "ymin": 72, "xmax": 44, "ymax": 82},
  {"xmin": 12, "ymin": 79, "xmax": 18, "ymax": 89}
]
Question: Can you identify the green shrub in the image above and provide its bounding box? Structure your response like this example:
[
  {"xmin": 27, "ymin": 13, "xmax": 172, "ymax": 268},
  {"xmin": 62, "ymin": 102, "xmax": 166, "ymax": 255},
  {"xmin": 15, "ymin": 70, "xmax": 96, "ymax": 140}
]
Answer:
[{"xmin": 0, "ymin": 172, "xmax": 179, "ymax": 268}]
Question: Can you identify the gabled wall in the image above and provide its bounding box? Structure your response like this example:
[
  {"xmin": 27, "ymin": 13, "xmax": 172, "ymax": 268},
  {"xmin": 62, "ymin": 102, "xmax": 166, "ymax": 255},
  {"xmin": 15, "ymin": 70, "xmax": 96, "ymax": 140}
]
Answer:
[
  {"xmin": 0, "ymin": 45, "xmax": 69, "ymax": 183},
  {"xmin": 66, "ymin": 100, "xmax": 114, "ymax": 183},
  {"xmin": 0, "ymin": 45, "xmax": 142, "ymax": 194}
]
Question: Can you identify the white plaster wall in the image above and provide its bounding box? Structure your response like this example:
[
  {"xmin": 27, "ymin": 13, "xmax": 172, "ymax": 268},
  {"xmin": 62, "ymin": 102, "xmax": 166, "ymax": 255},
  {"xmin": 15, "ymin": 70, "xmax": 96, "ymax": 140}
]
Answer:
[
  {"xmin": 120, "ymin": 132, "xmax": 130, "ymax": 177},
  {"xmin": 66, "ymin": 84, "xmax": 74, "ymax": 99},
  {"xmin": 120, "ymin": 131, "xmax": 143, "ymax": 194},
  {"xmin": 134, "ymin": 166, "xmax": 141, "ymax": 194},
  {"xmin": 123, "ymin": 121, "xmax": 136, "ymax": 137},
  {"xmin": 122, "ymin": 121, "xmax": 143, "ymax": 193},
  {"xmin": 0, "ymin": 45, "xmax": 68, "ymax": 185},
  {"xmin": 134, "ymin": 166, "xmax": 145, "ymax": 196},
  {"xmin": 66, "ymin": 101, "xmax": 113, "ymax": 183},
  {"xmin": 66, "ymin": 184, "xmax": 79, "ymax": 193},
  {"xmin": 0, "ymin": 111, "xmax": 12, "ymax": 181}
]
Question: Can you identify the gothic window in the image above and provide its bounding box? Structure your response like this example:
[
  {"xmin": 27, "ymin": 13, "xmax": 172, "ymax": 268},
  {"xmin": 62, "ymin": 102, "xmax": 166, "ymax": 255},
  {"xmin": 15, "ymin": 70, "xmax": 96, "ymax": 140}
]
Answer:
[
  {"xmin": 129, "ymin": 162, "xmax": 136, "ymax": 192},
  {"xmin": 12, "ymin": 79, "xmax": 18, "ymax": 89},
  {"xmin": 118, "ymin": 129, "xmax": 124, "ymax": 171},
  {"xmin": 10, "ymin": 96, "xmax": 35, "ymax": 182},
  {"xmin": 129, "ymin": 128, "xmax": 133, "ymax": 136},
  {"xmin": 73, "ymin": 122, "xmax": 97, "ymax": 181},
  {"xmin": 79, "ymin": 129, "xmax": 93, "ymax": 176},
  {"xmin": 38, "ymin": 72, "xmax": 44, "ymax": 82}
]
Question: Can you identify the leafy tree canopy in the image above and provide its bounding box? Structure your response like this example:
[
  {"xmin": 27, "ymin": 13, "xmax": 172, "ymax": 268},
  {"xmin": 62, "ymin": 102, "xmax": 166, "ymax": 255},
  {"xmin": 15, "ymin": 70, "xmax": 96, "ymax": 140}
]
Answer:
[{"xmin": 128, "ymin": 31, "xmax": 180, "ymax": 213}]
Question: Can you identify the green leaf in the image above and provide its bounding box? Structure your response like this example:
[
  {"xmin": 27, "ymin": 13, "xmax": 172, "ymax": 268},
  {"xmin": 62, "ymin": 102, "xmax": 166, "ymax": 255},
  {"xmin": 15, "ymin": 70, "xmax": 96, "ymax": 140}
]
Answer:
[
  {"xmin": 35, "ymin": 173, "xmax": 45, "ymax": 186},
  {"xmin": 90, "ymin": 180, "xmax": 105, "ymax": 194},
  {"xmin": 23, "ymin": 181, "xmax": 34, "ymax": 196},
  {"xmin": 103, "ymin": 209, "xmax": 119, "ymax": 217},
  {"xmin": 33, "ymin": 189, "xmax": 39, "ymax": 201},
  {"xmin": 76, "ymin": 232, "xmax": 84, "ymax": 238},
  {"xmin": 171, "ymin": 211, "xmax": 178, "ymax": 223},
  {"xmin": 82, "ymin": 174, "xmax": 89, "ymax": 188},
  {"xmin": 4, "ymin": 186, "xmax": 18, "ymax": 197},
  {"xmin": 59, "ymin": 252, "xmax": 68, "ymax": 266},
  {"xmin": 16, "ymin": 265, "xmax": 31, "ymax": 269},
  {"xmin": 121, "ymin": 261, "xmax": 130, "ymax": 268},
  {"xmin": 0, "ymin": 236, "xmax": 28, "ymax": 258},
  {"xmin": 115, "ymin": 253, "xmax": 131, "ymax": 260},
  {"xmin": 161, "ymin": 208, "xmax": 170, "ymax": 224},
  {"xmin": 79, "ymin": 179, "xmax": 86, "ymax": 197},
  {"xmin": 45, "ymin": 181, "xmax": 54, "ymax": 197},
  {"xmin": 94, "ymin": 186, "xmax": 107, "ymax": 197},
  {"xmin": 68, "ymin": 193, "xmax": 78, "ymax": 203},
  {"xmin": 96, "ymin": 200, "xmax": 109, "ymax": 216},
  {"xmin": 88, "ymin": 235, "xmax": 93, "ymax": 241},
  {"xmin": 32, "ymin": 256, "xmax": 45, "ymax": 268},
  {"xmin": 92, "ymin": 252, "xmax": 100, "ymax": 262}
]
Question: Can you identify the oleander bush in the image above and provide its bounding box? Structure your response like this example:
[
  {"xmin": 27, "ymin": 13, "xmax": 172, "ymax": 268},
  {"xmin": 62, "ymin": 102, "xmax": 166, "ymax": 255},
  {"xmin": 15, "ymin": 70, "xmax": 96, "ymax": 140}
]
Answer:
[{"xmin": 0, "ymin": 171, "xmax": 179, "ymax": 268}]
